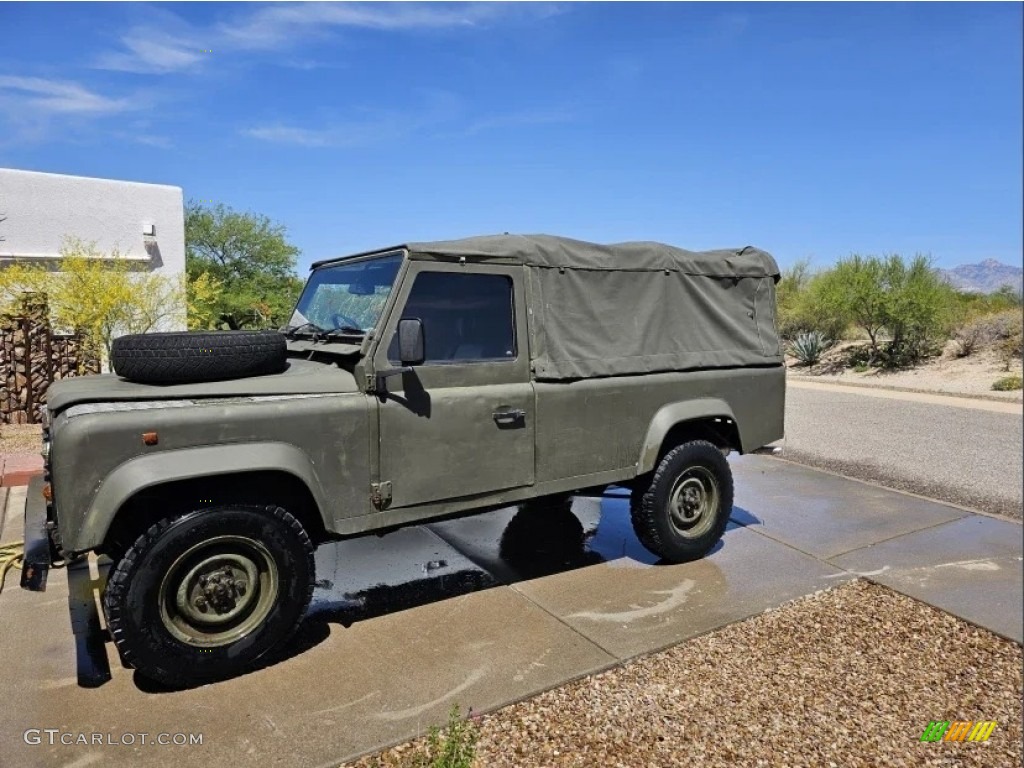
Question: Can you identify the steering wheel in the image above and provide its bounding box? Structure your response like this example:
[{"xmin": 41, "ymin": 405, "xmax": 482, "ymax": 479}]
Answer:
[{"xmin": 330, "ymin": 312, "xmax": 363, "ymax": 331}]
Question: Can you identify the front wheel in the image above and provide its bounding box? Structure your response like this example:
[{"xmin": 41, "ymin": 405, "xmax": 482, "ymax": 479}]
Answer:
[
  {"xmin": 630, "ymin": 440, "xmax": 734, "ymax": 563},
  {"xmin": 103, "ymin": 505, "xmax": 315, "ymax": 687}
]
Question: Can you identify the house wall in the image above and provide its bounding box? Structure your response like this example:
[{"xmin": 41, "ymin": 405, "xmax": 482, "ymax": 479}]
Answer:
[{"xmin": 0, "ymin": 167, "xmax": 186, "ymax": 329}]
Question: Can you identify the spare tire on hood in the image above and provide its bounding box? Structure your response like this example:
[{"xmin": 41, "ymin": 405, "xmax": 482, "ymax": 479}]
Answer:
[{"xmin": 111, "ymin": 331, "xmax": 288, "ymax": 385}]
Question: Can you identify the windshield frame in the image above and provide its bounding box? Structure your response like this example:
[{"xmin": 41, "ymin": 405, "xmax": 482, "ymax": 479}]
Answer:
[{"xmin": 287, "ymin": 249, "xmax": 407, "ymax": 340}]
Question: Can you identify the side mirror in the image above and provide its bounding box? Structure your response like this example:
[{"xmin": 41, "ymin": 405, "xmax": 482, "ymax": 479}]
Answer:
[{"xmin": 398, "ymin": 318, "xmax": 425, "ymax": 366}]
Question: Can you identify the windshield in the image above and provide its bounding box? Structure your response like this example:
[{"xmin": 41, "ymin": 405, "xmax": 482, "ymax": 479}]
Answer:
[{"xmin": 288, "ymin": 252, "xmax": 403, "ymax": 335}]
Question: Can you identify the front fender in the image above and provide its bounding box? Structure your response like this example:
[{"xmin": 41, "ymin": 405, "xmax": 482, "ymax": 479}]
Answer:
[
  {"xmin": 71, "ymin": 442, "xmax": 328, "ymax": 553},
  {"xmin": 637, "ymin": 399, "xmax": 738, "ymax": 475}
]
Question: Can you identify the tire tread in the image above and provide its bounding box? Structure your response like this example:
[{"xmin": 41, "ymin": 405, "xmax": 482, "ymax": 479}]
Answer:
[
  {"xmin": 110, "ymin": 331, "xmax": 287, "ymax": 385},
  {"xmin": 103, "ymin": 504, "xmax": 315, "ymax": 686},
  {"xmin": 630, "ymin": 440, "xmax": 733, "ymax": 563}
]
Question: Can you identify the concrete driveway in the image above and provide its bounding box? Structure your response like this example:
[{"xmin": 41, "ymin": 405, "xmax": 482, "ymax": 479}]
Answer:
[{"xmin": 1, "ymin": 455, "xmax": 1020, "ymax": 768}]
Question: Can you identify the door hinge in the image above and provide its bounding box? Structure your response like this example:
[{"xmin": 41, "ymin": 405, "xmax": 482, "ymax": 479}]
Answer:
[
  {"xmin": 370, "ymin": 481, "xmax": 392, "ymax": 510},
  {"xmin": 364, "ymin": 374, "xmax": 376, "ymax": 393}
]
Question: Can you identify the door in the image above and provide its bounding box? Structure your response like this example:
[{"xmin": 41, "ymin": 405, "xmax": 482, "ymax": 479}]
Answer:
[{"xmin": 372, "ymin": 262, "xmax": 535, "ymax": 508}]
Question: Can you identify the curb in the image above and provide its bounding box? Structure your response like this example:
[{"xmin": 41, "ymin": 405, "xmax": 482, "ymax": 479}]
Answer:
[
  {"xmin": 787, "ymin": 373, "xmax": 1023, "ymax": 404},
  {"xmin": 0, "ymin": 453, "xmax": 44, "ymax": 488},
  {"xmin": 1, "ymin": 469, "xmax": 43, "ymax": 487}
]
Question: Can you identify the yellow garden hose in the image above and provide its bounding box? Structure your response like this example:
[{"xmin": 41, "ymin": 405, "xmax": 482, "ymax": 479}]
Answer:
[{"xmin": 0, "ymin": 541, "xmax": 24, "ymax": 595}]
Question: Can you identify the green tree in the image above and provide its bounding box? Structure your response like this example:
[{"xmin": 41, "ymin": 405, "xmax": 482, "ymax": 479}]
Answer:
[
  {"xmin": 883, "ymin": 254, "xmax": 956, "ymax": 363},
  {"xmin": 810, "ymin": 253, "xmax": 956, "ymax": 366},
  {"xmin": 776, "ymin": 258, "xmax": 853, "ymax": 341},
  {"xmin": 185, "ymin": 201, "xmax": 304, "ymax": 330},
  {"xmin": 814, "ymin": 255, "xmax": 888, "ymax": 356}
]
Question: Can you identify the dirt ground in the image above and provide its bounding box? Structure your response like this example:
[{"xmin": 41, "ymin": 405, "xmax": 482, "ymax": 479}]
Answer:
[{"xmin": 787, "ymin": 341, "xmax": 1023, "ymax": 401}]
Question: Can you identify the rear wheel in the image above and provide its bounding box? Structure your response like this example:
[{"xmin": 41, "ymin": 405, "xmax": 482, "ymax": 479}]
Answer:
[
  {"xmin": 630, "ymin": 440, "xmax": 733, "ymax": 563},
  {"xmin": 103, "ymin": 505, "xmax": 315, "ymax": 687}
]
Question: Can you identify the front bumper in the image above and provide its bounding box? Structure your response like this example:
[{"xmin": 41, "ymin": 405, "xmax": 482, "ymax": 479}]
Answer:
[{"xmin": 20, "ymin": 475, "xmax": 58, "ymax": 592}]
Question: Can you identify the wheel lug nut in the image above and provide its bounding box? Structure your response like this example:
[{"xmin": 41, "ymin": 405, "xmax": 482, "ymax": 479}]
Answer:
[
  {"xmin": 194, "ymin": 597, "xmax": 208, "ymax": 612},
  {"xmin": 235, "ymin": 581, "xmax": 247, "ymax": 596}
]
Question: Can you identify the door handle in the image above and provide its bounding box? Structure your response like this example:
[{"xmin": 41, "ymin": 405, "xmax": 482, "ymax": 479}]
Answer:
[{"xmin": 492, "ymin": 408, "xmax": 526, "ymax": 425}]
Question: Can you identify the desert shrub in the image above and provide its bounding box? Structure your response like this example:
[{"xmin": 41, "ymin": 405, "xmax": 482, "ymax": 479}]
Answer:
[
  {"xmin": 845, "ymin": 344, "xmax": 874, "ymax": 368},
  {"xmin": 997, "ymin": 312, "xmax": 1023, "ymax": 370},
  {"xmin": 776, "ymin": 259, "xmax": 815, "ymax": 340},
  {"xmin": 780, "ymin": 279, "xmax": 852, "ymax": 341},
  {"xmin": 951, "ymin": 285, "xmax": 1022, "ymax": 323},
  {"xmin": 415, "ymin": 704, "xmax": 479, "ymax": 768},
  {"xmin": 992, "ymin": 374, "xmax": 1023, "ymax": 392},
  {"xmin": 876, "ymin": 337, "xmax": 943, "ymax": 369},
  {"xmin": 788, "ymin": 331, "xmax": 832, "ymax": 366},
  {"xmin": 952, "ymin": 321, "xmax": 990, "ymax": 357},
  {"xmin": 953, "ymin": 309, "xmax": 1023, "ymax": 358},
  {"xmin": 810, "ymin": 254, "xmax": 956, "ymax": 368},
  {"xmin": 881, "ymin": 255, "xmax": 956, "ymax": 367}
]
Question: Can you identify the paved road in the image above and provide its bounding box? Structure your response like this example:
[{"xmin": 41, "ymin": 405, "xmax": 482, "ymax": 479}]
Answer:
[{"xmin": 783, "ymin": 381, "xmax": 1024, "ymax": 518}]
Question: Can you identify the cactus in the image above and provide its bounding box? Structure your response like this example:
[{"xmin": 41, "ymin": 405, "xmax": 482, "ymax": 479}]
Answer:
[{"xmin": 788, "ymin": 331, "xmax": 832, "ymax": 366}]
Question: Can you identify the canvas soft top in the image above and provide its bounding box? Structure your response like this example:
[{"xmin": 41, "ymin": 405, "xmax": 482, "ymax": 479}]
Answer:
[
  {"xmin": 317, "ymin": 234, "xmax": 784, "ymax": 381},
  {"xmin": 405, "ymin": 234, "xmax": 780, "ymax": 279},
  {"xmin": 314, "ymin": 234, "xmax": 780, "ymax": 279}
]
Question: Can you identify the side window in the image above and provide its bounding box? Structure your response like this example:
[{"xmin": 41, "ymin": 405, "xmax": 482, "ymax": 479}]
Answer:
[{"xmin": 387, "ymin": 272, "xmax": 516, "ymax": 364}]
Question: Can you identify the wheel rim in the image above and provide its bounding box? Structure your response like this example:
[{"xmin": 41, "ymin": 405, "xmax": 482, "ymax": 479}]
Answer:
[
  {"xmin": 667, "ymin": 466, "xmax": 720, "ymax": 539},
  {"xmin": 158, "ymin": 536, "xmax": 279, "ymax": 648}
]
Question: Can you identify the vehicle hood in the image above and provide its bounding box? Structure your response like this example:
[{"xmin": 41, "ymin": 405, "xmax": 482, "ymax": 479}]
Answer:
[{"xmin": 47, "ymin": 357, "xmax": 361, "ymax": 413}]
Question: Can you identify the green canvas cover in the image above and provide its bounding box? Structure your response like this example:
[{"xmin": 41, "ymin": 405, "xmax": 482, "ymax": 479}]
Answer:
[{"xmin": 406, "ymin": 234, "xmax": 783, "ymax": 381}]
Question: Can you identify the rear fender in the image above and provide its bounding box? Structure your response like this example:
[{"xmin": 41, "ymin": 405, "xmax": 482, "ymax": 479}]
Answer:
[{"xmin": 637, "ymin": 399, "xmax": 738, "ymax": 475}]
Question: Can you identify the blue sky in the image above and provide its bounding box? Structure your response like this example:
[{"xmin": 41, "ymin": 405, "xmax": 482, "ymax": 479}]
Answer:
[{"xmin": 0, "ymin": 2, "xmax": 1021, "ymax": 272}]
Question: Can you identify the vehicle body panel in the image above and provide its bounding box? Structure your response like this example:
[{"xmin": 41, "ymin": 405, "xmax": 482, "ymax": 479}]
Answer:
[
  {"xmin": 50, "ymin": 392, "xmax": 372, "ymax": 553},
  {"xmin": 37, "ymin": 236, "xmax": 786, "ymax": 565},
  {"xmin": 371, "ymin": 261, "xmax": 535, "ymax": 508}
]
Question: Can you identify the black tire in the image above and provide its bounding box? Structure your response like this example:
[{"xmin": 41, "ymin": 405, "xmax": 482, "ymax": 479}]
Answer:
[
  {"xmin": 630, "ymin": 440, "xmax": 733, "ymax": 563},
  {"xmin": 110, "ymin": 331, "xmax": 287, "ymax": 385},
  {"xmin": 103, "ymin": 505, "xmax": 315, "ymax": 687}
]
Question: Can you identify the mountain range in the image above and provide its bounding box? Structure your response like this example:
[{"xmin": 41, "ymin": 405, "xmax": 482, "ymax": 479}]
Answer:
[{"xmin": 937, "ymin": 259, "xmax": 1023, "ymax": 295}]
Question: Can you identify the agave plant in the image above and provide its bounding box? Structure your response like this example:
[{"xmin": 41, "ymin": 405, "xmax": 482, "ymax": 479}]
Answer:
[{"xmin": 788, "ymin": 330, "xmax": 832, "ymax": 366}]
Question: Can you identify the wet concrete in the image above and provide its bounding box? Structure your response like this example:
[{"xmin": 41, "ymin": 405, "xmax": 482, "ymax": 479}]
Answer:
[
  {"xmin": 831, "ymin": 514, "xmax": 1024, "ymax": 642},
  {"xmin": 730, "ymin": 458, "xmax": 970, "ymax": 560},
  {"xmin": 515, "ymin": 524, "xmax": 849, "ymax": 660},
  {"xmin": 0, "ymin": 455, "xmax": 1020, "ymax": 768}
]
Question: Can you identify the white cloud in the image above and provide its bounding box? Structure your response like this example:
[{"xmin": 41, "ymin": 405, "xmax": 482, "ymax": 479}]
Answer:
[
  {"xmin": 243, "ymin": 88, "xmax": 462, "ymax": 148},
  {"xmin": 96, "ymin": 35, "xmax": 207, "ymax": 75},
  {"xmin": 243, "ymin": 125, "xmax": 346, "ymax": 148},
  {"xmin": 245, "ymin": 99, "xmax": 574, "ymax": 149},
  {"xmin": 0, "ymin": 75, "xmax": 132, "ymax": 115},
  {"xmin": 464, "ymin": 108, "xmax": 575, "ymax": 136},
  {"xmin": 95, "ymin": 2, "xmax": 564, "ymax": 74}
]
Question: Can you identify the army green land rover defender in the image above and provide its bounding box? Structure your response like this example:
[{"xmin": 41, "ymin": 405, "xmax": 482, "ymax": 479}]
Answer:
[{"xmin": 22, "ymin": 234, "xmax": 785, "ymax": 686}]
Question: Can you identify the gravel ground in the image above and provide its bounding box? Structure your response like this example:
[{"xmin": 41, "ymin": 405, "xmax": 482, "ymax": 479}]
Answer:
[
  {"xmin": 787, "ymin": 344, "xmax": 1023, "ymax": 402},
  {"xmin": 0, "ymin": 424, "xmax": 42, "ymax": 455},
  {"xmin": 783, "ymin": 386, "xmax": 1023, "ymax": 519},
  {"xmin": 348, "ymin": 581, "xmax": 1023, "ymax": 768}
]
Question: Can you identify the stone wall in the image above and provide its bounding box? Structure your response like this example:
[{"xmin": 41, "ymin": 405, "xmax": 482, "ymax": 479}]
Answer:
[{"xmin": 0, "ymin": 296, "xmax": 99, "ymax": 424}]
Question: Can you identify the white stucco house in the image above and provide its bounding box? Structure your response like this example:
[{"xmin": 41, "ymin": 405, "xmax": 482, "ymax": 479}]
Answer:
[{"xmin": 0, "ymin": 167, "xmax": 186, "ymax": 329}]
